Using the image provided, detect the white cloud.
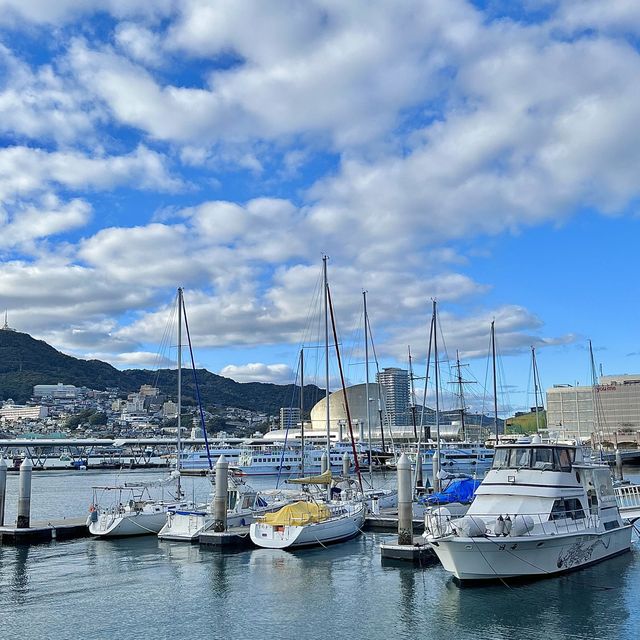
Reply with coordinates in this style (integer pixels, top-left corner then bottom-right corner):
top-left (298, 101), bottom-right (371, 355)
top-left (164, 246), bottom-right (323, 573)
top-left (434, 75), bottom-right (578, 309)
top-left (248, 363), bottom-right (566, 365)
top-left (0, 145), bottom-right (182, 202)
top-left (0, 195), bottom-right (91, 250)
top-left (219, 362), bottom-right (295, 384)
top-left (0, 44), bottom-right (98, 144)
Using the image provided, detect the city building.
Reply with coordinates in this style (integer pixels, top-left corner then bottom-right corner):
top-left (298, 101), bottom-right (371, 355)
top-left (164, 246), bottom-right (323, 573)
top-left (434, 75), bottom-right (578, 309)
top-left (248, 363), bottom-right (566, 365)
top-left (546, 374), bottom-right (640, 442)
top-left (376, 367), bottom-right (410, 427)
top-left (280, 407), bottom-right (301, 431)
top-left (0, 402), bottom-right (48, 423)
top-left (33, 383), bottom-right (79, 399)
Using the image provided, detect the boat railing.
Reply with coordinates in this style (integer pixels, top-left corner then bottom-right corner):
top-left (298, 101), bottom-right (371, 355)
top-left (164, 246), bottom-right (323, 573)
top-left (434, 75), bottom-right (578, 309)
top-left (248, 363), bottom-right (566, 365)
top-left (615, 483), bottom-right (640, 510)
top-left (426, 508), bottom-right (600, 539)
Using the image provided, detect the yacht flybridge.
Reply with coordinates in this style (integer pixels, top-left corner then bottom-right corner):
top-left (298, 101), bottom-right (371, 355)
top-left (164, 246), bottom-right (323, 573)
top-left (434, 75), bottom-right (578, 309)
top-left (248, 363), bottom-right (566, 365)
top-left (424, 436), bottom-right (632, 582)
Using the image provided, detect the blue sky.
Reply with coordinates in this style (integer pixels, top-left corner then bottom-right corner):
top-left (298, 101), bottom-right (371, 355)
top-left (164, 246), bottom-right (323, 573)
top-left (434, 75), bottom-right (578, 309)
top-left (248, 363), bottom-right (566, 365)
top-left (1, 0), bottom-right (640, 416)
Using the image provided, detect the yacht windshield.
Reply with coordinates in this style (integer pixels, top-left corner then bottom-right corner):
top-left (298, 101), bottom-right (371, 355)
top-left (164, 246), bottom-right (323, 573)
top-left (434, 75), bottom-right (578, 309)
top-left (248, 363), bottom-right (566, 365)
top-left (492, 446), bottom-right (574, 471)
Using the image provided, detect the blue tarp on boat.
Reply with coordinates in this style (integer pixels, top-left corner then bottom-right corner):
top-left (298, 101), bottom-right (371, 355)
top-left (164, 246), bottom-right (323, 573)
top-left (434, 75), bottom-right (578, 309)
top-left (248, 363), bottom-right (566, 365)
top-left (421, 478), bottom-right (481, 505)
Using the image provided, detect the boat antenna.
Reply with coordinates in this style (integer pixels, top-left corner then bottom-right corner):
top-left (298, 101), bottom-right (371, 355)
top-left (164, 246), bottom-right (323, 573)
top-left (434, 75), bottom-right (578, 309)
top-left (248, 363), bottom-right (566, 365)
top-left (433, 300), bottom-right (441, 492)
top-left (531, 345), bottom-right (542, 434)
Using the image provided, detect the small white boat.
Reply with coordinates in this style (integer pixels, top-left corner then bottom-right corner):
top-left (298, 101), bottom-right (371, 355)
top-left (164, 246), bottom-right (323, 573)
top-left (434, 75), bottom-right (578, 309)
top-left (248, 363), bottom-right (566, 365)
top-left (157, 476), bottom-right (296, 542)
top-left (88, 474), bottom-right (187, 537)
top-left (424, 436), bottom-right (632, 582)
top-left (250, 470), bottom-right (366, 549)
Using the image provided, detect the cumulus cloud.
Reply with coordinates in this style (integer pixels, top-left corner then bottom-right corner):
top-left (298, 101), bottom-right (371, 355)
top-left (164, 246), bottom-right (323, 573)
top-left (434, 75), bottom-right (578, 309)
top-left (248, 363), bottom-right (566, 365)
top-left (0, 145), bottom-right (182, 202)
top-left (219, 363), bottom-right (295, 384)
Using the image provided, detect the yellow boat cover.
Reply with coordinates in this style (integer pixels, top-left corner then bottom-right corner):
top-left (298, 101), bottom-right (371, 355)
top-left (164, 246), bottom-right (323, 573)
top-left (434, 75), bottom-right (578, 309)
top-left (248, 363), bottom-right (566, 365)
top-left (260, 501), bottom-right (331, 526)
top-left (287, 470), bottom-right (332, 485)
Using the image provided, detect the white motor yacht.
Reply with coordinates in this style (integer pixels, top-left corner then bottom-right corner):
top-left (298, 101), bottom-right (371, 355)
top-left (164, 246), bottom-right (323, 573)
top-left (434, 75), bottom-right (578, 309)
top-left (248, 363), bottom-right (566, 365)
top-left (424, 436), bottom-right (632, 582)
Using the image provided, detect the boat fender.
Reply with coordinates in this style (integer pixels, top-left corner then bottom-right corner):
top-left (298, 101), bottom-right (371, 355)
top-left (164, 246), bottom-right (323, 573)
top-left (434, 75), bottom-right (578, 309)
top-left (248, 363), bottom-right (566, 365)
top-left (425, 507), bottom-right (451, 538)
top-left (454, 516), bottom-right (485, 538)
top-left (510, 515), bottom-right (534, 537)
top-left (503, 515), bottom-right (513, 536)
top-left (494, 515), bottom-right (505, 536)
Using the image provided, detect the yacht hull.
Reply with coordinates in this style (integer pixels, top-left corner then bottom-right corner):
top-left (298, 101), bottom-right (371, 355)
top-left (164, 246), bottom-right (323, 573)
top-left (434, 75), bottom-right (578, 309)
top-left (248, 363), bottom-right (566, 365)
top-left (250, 504), bottom-right (366, 549)
top-left (430, 525), bottom-right (633, 581)
top-left (88, 511), bottom-right (168, 537)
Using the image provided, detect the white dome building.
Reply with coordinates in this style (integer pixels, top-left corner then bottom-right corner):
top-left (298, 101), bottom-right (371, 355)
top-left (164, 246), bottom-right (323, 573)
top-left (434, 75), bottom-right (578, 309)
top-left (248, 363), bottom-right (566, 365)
top-left (309, 383), bottom-right (386, 440)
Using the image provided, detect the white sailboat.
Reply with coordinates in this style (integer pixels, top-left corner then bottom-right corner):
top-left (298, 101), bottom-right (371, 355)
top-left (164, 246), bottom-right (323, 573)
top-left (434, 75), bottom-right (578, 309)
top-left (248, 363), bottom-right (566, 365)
top-left (250, 257), bottom-right (366, 550)
top-left (157, 472), bottom-right (297, 542)
top-left (87, 288), bottom-right (189, 537)
top-left (424, 436), bottom-right (633, 582)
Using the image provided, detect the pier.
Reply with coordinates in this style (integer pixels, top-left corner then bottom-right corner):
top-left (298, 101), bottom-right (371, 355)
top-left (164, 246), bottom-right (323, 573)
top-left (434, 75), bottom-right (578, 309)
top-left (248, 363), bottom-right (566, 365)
top-left (0, 517), bottom-right (90, 544)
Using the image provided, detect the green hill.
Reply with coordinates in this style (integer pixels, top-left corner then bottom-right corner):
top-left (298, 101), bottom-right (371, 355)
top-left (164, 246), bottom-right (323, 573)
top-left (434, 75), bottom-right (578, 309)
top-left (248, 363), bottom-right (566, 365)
top-left (505, 411), bottom-right (547, 435)
top-left (0, 329), bottom-right (323, 415)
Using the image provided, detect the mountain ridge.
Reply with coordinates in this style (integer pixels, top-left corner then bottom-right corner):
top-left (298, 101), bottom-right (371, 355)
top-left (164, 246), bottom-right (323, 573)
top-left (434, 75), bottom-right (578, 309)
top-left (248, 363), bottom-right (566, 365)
top-left (0, 329), bottom-right (324, 415)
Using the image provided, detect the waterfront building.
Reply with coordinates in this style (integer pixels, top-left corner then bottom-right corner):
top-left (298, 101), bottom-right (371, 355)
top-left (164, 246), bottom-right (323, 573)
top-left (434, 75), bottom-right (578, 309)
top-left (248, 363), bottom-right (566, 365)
top-left (546, 374), bottom-right (640, 443)
top-left (376, 367), bottom-right (410, 427)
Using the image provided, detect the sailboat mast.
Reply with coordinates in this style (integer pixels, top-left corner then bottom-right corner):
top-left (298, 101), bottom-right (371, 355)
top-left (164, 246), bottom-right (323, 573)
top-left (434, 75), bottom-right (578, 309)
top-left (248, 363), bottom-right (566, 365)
top-left (177, 287), bottom-right (183, 495)
top-left (300, 348), bottom-right (305, 477)
top-left (363, 291), bottom-right (372, 487)
top-left (455, 350), bottom-right (466, 442)
top-left (531, 346), bottom-right (540, 432)
top-left (433, 300), bottom-right (441, 492)
top-left (408, 346), bottom-right (418, 440)
top-left (491, 320), bottom-right (499, 445)
top-left (323, 256), bottom-right (331, 500)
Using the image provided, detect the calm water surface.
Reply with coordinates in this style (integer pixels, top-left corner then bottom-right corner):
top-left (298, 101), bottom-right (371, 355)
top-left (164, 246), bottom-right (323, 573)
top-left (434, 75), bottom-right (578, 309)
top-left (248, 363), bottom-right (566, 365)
top-left (1, 469), bottom-right (639, 640)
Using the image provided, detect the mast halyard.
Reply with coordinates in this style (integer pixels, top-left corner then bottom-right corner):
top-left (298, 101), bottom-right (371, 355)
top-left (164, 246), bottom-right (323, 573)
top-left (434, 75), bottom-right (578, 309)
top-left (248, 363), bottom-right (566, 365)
top-left (531, 345), bottom-right (542, 433)
top-left (408, 346), bottom-right (418, 441)
top-left (323, 256), bottom-right (331, 501)
top-left (433, 300), bottom-right (441, 493)
top-left (300, 348), bottom-right (305, 477)
top-left (491, 320), bottom-right (499, 446)
top-left (363, 291), bottom-right (372, 488)
top-left (176, 287), bottom-right (183, 498)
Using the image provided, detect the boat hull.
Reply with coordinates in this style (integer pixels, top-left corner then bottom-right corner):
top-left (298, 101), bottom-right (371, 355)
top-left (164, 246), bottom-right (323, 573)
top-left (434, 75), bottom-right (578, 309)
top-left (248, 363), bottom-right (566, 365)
top-left (430, 525), bottom-right (633, 581)
top-left (89, 511), bottom-right (168, 537)
top-left (250, 504), bottom-right (366, 549)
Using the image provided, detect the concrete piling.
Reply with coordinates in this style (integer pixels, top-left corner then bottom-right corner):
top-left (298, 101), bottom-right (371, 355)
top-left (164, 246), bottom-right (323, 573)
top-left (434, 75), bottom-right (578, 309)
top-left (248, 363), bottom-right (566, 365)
top-left (616, 449), bottom-right (624, 482)
top-left (397, 453), bottom-right (412, 545)
top-left (16, 457), bottom-right (33, 529)
top-left (213, 455), bottom-right (229, 533)
top-left (342, 452), bottom-right (350, 477)
top-left (0, 456), bottom-right (6, 527)
top-left (415, 453), bottom-right (424, 491)
top-left (321, 451), bottom-right (329, 474)
top-left (432, 451), bottom-right (441, 493)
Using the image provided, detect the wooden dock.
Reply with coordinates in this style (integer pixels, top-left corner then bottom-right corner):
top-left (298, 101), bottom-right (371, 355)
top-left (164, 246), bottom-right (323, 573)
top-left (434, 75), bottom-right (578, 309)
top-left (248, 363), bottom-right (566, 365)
top-left (0, 517), bottom-right (91, 545)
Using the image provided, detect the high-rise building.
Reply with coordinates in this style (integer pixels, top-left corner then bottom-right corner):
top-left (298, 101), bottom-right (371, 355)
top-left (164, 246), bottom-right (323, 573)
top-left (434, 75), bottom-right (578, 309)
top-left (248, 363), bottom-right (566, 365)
top-left (376, 367), bottom-right (410, 427)
top-left (280, 407), bottom-right (301, 431)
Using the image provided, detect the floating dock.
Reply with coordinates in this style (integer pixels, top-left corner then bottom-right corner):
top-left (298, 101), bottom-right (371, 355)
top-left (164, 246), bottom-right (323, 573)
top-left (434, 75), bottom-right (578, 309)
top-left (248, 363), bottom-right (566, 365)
top-left (0, 517), bottom-right (91, 545)
top-left (199, 526), bottom-right (253, 549)
top-left (380, 536), bottom-right (435, 563)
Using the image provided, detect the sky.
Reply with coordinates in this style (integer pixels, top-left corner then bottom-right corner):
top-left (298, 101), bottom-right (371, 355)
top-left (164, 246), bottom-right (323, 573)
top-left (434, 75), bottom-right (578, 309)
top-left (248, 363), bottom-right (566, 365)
top-left (1, 0), bottom-right (640, 416)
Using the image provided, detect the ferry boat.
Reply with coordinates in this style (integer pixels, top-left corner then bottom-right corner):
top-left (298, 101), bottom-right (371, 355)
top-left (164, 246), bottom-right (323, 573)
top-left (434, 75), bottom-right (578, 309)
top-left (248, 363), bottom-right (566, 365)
top-left (424, 435), bottom-right (632, 582)
top-left (232, 443), bottom-right (369, 477)
top-left (386, 443), bottom-right (494, 475)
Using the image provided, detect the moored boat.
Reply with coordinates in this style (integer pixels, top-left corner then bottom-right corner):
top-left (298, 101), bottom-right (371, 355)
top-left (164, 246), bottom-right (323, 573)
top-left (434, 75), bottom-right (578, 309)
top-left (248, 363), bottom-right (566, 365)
top-left (424, 436), bottom-right (633, 582)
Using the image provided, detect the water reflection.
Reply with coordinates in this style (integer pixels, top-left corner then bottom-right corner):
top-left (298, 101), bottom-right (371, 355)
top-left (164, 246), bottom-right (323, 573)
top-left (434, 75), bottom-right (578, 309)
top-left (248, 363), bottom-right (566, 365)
top-left (432, 551), bottom-right (635, 640)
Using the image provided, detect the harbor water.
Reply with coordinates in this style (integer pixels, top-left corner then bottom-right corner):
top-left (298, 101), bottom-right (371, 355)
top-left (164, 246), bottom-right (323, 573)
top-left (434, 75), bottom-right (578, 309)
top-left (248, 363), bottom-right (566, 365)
top-left (1, 469), bottom-right (639, 640)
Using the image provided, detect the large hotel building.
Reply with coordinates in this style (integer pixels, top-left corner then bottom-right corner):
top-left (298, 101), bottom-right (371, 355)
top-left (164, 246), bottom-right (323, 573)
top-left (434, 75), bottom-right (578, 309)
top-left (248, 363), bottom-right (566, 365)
top-left (546, 374), bottom-right (640, 442)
